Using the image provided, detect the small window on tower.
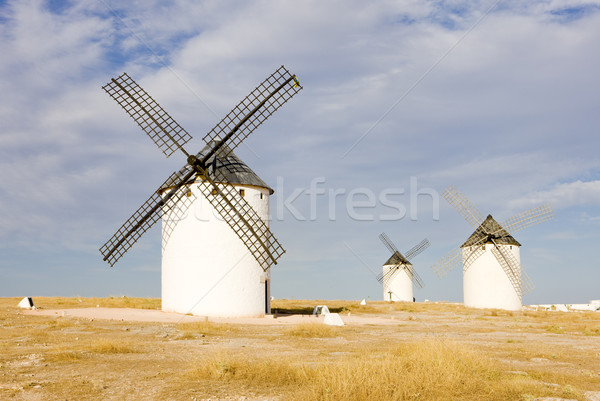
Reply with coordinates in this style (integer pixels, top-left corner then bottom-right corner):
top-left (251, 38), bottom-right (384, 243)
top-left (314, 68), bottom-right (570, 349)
top-left (239, 189), bottom-right (245, 197)
top-left (260, 193), bottom-right (263, 199)
top-left (481, 245), bottom-right (485, 250)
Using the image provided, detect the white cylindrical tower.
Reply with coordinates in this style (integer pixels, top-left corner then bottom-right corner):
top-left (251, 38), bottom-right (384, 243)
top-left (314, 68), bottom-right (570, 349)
top-left (160, 144), bottom-right (274, 317)
top-left (382, 262), bottom-right (414, 302)
top-left (461, 215), bottom-right (523, 311)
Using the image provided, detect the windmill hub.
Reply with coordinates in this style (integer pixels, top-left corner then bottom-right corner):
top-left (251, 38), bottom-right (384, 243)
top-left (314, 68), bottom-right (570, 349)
top-left (483, 232), bottom-right (501, 243)
top-left (187, 154), bottom-right (199, 167)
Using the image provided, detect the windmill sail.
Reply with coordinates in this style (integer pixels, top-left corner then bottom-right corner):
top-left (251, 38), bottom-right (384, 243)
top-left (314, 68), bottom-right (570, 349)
top-left (198, 168), bottom-right (285, 271)
top-left (102, 73), bottom-right (192, 158)
top-left (100, 170), bottom-right (191, 266)
top-left (202, 66), bottom-right (302, 160)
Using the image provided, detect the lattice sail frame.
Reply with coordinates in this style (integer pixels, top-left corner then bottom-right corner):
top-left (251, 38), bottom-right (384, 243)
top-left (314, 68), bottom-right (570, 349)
top-left (202, 66), bottom-right (302, 158)
top-left (197, 169), bottom-right (285, 271)
top-left (100, 171), bottom-right (189, 266)
top-left (442, 185), bottom-right (484, 229)
top-left (489, 239), bottom-right (535, 297)
top-left (501, 204), bottom-right (554, 236)
top-left (161, 186), bottom-right (196, 251)
top-left (405, 238), bottom-right (431, 261)
top-left (103, 73), bottom-right (192, 158)
top-left (379, 232), bottom-right (399, 254)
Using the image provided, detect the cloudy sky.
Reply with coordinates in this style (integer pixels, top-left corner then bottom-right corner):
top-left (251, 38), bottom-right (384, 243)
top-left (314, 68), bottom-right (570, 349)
top-left (1, 0), bottom-right (599, 305)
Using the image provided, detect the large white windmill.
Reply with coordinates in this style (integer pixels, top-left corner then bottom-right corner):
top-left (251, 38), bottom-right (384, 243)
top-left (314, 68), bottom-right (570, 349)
top-left (431, 186), bottom-right (554, 311)
top-left (99, 67), bottom-right (302, 317)
top-left (377, 233), bottom-right (430, 302)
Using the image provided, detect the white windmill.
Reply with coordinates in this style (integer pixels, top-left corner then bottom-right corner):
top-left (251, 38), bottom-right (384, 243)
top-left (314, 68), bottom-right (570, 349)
top-left (431, 186), bottom-right (554, 311)
top-left (99, 67), bottom-right (302, 317)
top-left (377, 233), bottom-right (430, 302)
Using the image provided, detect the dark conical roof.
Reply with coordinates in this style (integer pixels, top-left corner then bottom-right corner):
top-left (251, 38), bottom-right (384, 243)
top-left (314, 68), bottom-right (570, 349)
top-left (159, 141), bottom-right (273, 194)
top-left (383, 251), bottom-right (411, 266)
top-left (461, 214), bottom-right (521, 248)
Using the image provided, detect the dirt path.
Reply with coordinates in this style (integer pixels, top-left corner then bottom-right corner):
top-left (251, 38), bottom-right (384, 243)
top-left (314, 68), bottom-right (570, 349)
top-left (26, 307), bottom-right (398, 325)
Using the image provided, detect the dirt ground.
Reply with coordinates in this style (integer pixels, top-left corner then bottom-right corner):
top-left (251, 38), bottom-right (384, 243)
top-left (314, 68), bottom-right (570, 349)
top-left (1, 297), bottom-right (599, 400)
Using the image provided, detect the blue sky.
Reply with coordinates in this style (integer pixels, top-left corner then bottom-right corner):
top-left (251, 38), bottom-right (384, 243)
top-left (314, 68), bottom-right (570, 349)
top-left (1, 0), bottom-right (599, 304)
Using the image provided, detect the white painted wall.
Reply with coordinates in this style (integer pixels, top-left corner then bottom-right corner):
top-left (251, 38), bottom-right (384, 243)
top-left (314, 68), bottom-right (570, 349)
top-left (463, 244), bottom-right (522, 311)
top-left (161, 181), bottom-right (271, 317)
top-left (382, 264), bottom-right (413, 302)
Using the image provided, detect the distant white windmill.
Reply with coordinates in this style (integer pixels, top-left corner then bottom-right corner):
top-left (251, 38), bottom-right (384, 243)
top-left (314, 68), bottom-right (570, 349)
top-left (431, 186), bottom-right (554, 311)
top-left (377, 233), bottom-right (430, 302)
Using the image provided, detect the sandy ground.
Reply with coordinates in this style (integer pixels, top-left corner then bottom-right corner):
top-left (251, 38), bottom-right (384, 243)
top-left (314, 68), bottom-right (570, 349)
top-left (25, 307), bottom-right (396, 326)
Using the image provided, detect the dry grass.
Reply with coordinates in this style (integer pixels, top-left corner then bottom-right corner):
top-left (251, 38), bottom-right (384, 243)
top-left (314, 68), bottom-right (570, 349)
top-left (46, 338), bottom-right (138, 362)
top-left (1, 297), bottom-right (599, 401)
top-left (186, 352), bottom-right (305, 386)
top-left (285, 322), bottom-right (340, 337)
top-left (84, 338), bottom-right (138, 354)
top-left (176, 320), bottom-right (238, 339)
top-left (27, 296), bottom-right (161, 309)
top-left (184, 342), bottom-right (582, 401)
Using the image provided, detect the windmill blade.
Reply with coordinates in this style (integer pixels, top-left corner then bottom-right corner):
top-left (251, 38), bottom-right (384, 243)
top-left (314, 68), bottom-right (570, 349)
top-left (489, 239), bottom-right (535, 299)
top-left (379, 232), bottom-right (399, 254)
top-left (202, 66), bottom-right (302, 160)
top-left (378, 263), bottom-right (401, 284)
top-left (404, 238), bottom-right (431, 261)
top-left (404, 265), bottom-right (425, 289)
top-left (197, 169), bottom-right (285, 271)
top-left (520, 267), bottom-right (535, 296)
top-left (377, 264), bottom-right (398, 284)
top-left (161, 188), bottom-right (196, 251)
top-left (103, 73), bottom-right (192, 158)
top-left (442, 186), bottom-right (484, 229)
top-left (500, 204), bottom-right (554, 235)
top-left (100, 170), bottom-right (192, 266)
top-left (462, 245), bottom-right (485, 272)
top-left (430, 247), bottom-right (462, 278)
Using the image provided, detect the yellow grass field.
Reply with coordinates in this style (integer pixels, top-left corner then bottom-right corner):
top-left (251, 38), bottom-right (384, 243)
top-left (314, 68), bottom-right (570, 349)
top-left (0, 297), bottom-right (599, 400)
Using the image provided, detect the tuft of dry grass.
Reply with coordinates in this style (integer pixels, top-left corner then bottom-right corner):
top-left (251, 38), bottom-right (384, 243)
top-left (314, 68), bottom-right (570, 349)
top-left (186, 352), bottom-right (306, 387)
top-left (176, 320), bottom-right (237, 337)
top-left (84, 338), bottom-right (138, 354)
top-left (47, 338), bottom-right (138, 362)
top-left (285, 322), bottom-right (340, 337)
top-left (183, 341), bottom-right (581, 401)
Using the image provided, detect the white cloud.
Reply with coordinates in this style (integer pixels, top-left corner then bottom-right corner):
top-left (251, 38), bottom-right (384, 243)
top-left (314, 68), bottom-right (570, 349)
top-left (509, 180), bottom-right (600, 209)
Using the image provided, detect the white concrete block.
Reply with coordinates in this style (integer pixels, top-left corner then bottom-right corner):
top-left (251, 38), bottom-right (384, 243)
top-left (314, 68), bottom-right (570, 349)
top-left (323, 313), bottom-right (344, 326)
